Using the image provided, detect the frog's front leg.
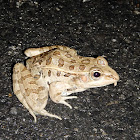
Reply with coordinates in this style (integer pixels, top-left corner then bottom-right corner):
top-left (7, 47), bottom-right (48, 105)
top-left (13, 63), bottom-right (61, 123)
top-left (49, 82), bottom-right (77, 109)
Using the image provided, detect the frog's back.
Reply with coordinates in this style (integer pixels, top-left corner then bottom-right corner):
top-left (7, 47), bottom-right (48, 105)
top-left (27, 48), bottom-right (96, 74)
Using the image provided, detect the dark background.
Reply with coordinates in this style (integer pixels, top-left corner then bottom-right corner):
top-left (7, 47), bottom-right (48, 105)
top-left (0, 0), bottom-right (139, 139)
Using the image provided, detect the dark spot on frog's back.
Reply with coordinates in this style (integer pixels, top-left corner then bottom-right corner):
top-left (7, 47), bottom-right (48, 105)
top-left (34, 74), bottom-right (40, 80)
top-left (64, 73), bottom-right (71, 77)
top-left (79, 65), bottom-right (86, 71)
top-left (32, 56), bottom-right (37, 64)
top-left (81, 59), bottom-right (90, 64)
top-left (46, 57), bottom-right (52, 65)
top-left (78, 56), bottom-right (83, 59)
top-left (53, 51), bottom-right (61, 56)
top-left (58, 58), bottom-right (64, 67)
top-left (69, 65), bottom-right (75, 70)
top-left (40, 53), bottom-right (45, 58)
top-left (48, 70), bottom-right (51, 77)
top-left (65, 53), bottom-right (72, 58)
top-left (57, 71), bottom-right (61, 77)
top-left (39, 59), bottom-right (43, 65)
top-left (71, 59), bottom-right (76, 63)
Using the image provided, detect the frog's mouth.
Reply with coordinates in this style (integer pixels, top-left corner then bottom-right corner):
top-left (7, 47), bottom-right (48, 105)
top-left (105, 74), bottom-right (119, 87)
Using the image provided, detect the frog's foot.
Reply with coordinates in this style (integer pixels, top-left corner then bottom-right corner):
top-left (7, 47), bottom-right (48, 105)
top-left (49, 82), bottom-right (77, 109)
top-left (38, 109), bottom-right (62, 121)
top-left (56, 95), bottom-right (77, 109)
top-left (32, 109), bottom-right (62, 123)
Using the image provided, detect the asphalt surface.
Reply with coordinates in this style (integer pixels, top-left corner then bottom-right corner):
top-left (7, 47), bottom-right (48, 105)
top-left (0, 0), bottom-right (139, 140)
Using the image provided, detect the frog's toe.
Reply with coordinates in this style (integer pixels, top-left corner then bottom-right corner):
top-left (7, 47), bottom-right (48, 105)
top-left (39, 109), bottom-right (62, 120)
top-left (60, 100), bottom-right (72, 109)
top-left (59, 96), bottom-right (77, 109)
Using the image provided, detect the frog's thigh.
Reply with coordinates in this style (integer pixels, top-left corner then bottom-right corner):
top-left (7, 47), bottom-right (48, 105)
top-left (13, 63), bottom-right (38, 122)
top-left (49, 82), bottom-right (77, 109)
top-left (24, 45), bottom-right (77, 57)
top-left (24, 46), bottom-right (63, 57)
top-left (13, 63), bottom-right (61, 122)
top-left (24, 46), bottom-right (55, 57)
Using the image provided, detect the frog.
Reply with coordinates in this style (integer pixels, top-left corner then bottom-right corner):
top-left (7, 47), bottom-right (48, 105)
top-left (13, 45), bottom-right (119, 123)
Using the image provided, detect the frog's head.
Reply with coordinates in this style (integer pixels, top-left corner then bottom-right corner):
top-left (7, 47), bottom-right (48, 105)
top-left (81, 56), bottom-right (119, 88)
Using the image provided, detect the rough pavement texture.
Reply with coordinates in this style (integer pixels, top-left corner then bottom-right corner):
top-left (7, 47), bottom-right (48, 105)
top-left (0, 0), bottom-right (139, 139)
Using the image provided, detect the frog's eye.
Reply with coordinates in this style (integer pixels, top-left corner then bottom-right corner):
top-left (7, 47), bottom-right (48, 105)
top-left (93, 71), bottom-right (101, 78)
top-left (90, 68), bottom-right (102, 80)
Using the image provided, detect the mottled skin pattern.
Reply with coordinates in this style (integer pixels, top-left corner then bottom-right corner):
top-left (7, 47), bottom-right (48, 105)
top-left (13, 45), bottom-right (119, 123)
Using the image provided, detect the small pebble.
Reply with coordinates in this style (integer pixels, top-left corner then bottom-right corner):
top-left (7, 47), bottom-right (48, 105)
top-left (10, 107), bottom-right (18, 115)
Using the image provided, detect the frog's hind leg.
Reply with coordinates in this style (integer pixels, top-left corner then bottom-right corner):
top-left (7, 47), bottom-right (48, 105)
top-left (24, 45), bottom-right (77, 57)
top-left (13, 63), bottom-right (38, 122)
top-left (13, 63), bottom-right (61, 123)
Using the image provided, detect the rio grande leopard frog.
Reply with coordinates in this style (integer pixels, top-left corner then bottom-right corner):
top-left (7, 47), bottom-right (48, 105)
top-left (13, 45), bottom-right (119, 122)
